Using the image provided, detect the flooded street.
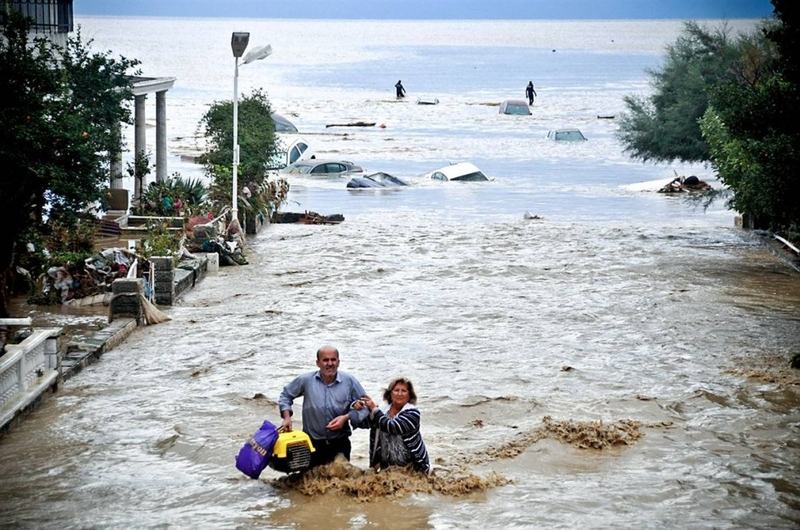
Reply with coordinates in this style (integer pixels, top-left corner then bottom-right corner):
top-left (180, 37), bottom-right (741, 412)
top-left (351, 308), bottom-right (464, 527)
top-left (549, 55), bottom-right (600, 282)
top-left (2, 209), bottom-right (798, 528)
top-left (2, 16), bottom-right (800, 529)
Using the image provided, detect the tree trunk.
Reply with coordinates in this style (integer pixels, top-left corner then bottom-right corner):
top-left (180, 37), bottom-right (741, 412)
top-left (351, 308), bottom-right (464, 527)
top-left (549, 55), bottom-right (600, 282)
top-left (0, 232), bottom-right (16, 319)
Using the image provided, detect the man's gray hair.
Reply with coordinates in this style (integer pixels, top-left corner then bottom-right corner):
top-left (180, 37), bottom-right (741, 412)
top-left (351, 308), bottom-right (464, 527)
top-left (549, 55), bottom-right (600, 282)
top-left (316, 345), bottom-right (339, 360)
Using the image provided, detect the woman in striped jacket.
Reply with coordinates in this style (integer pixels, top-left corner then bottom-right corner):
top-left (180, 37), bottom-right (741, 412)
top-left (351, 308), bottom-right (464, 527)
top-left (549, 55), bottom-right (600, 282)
top-left (354, 377), bottom-right (430, 473)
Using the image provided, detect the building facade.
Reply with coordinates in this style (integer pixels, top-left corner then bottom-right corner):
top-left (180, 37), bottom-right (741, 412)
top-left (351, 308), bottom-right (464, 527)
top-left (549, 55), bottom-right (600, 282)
top-left (2, 0), bottom-right (73, 46)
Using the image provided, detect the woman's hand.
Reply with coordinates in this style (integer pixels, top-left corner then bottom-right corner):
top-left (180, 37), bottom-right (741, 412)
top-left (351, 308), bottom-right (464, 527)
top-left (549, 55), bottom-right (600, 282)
top-left (361, 396), bottom-right (377, 411)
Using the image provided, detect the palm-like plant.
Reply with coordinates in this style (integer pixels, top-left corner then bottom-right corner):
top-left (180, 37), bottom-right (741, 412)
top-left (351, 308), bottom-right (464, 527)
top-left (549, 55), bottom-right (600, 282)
top-left (136, 174), bottom-right (209, 217)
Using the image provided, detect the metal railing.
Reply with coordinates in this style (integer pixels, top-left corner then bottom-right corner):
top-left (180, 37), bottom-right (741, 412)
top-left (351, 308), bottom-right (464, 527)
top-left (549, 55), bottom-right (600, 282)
top-left (2, 0), bottom-right (73, 33)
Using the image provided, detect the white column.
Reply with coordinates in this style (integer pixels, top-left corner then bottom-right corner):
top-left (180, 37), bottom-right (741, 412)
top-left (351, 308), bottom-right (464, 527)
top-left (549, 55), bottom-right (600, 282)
top-left (156, 90), bottom-right (167, 182)
top-left (134, 94), bottom-right (147, 200)
top-left (110, 122), bottom-right (123, 189)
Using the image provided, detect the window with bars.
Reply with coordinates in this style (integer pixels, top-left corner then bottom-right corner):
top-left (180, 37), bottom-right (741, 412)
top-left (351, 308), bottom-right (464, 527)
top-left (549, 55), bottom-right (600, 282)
top-left (2, 0), bottom-right (73, 33)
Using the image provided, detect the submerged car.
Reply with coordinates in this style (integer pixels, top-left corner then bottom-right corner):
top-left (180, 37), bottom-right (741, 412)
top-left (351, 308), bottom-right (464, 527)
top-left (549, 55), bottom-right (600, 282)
top-left (346, 172), bottom-right (409, 189)
top-left (282, 159), bottom-right (364, 178)
top-left (547, 128), bottom-right (587, 141)
top-left (269, 136), bottom-right (315, 169)
top-left (499, 99), bottom-right (531, 116)
top-left (271, 112), bottom-right (298, 133)
top-left (283, 137), bottom-right (313, 166)
top-left (424, 162), bottom-right (489, 182)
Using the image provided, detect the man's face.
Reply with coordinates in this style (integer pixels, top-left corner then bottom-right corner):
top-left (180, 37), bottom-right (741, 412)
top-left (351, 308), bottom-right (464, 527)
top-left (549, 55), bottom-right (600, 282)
top-left (316, 348), bottom-right (340, 379)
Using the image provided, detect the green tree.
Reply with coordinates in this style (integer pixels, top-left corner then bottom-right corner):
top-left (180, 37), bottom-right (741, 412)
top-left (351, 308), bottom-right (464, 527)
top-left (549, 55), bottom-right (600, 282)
top-left (198, 89), bottom-right (287, 220)
top-left (0, 13), bottom-right (139, 317)
top-left (617, 22), bottom-right (742, 163)
top-left (700, 0), bottom-right (799, 231)
top-left (199, 89), bottom-right (280, 184)
top-left (618, 4), bottom-right (799, 234)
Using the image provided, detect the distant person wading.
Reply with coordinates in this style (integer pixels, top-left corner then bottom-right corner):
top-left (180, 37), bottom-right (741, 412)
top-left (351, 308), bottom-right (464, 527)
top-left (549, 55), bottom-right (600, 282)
top-left (526, 80), bottom-right (537, 106)
top-left (395, 80), bottom-right (406, 99)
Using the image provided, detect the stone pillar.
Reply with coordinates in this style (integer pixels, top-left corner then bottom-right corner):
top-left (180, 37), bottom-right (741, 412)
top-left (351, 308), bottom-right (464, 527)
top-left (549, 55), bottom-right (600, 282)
top-left (45, 334), bottom-right (61, 375)
top-left (197, 252), bottom-right (219, 273)
top-left (110, 278), bottom-right (144, 325)
top-left (156, 90), bottom-right (167, 182)
top-left (151, 256), bottom-right (175, 306)
top-left (110, 122), bottom-right (124, 189)
top-left (134, 94), bottom-right (147, 200)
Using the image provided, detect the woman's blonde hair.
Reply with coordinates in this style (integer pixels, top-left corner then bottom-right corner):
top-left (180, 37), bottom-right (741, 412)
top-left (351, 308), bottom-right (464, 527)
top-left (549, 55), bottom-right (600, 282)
top-left (383, 377), bottom-right (417, 404)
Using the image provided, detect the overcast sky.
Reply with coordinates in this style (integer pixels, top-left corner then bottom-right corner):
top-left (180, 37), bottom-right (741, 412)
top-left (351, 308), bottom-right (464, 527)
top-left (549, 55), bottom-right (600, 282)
top-left (75, 0), bottom-right (773, 20)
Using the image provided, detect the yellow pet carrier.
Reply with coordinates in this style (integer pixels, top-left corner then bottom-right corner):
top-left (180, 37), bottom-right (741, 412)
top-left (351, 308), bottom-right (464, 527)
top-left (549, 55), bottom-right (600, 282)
top-left (268, 431), bottom-right (316, 473)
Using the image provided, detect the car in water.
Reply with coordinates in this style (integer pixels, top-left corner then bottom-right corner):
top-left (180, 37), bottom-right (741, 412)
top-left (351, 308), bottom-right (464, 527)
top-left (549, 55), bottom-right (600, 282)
top-left (346, 172), bottom-right (409, 189)
top-left (283, 137), bottom-right (314, 166)
top-left (416, 96), bottom-right (440, 105)
top-left (282, 159), bottom-right (365, 178)
top-left (271, 112), bottom-right (298, 133)
top-left (424, 162), bottom-right (489, 182)
top-left (546, 128), bottom-right (587, 141)
top-left (499, 99), bottom-right (531, 115)
top-left (269, 136), bottom-right (315, 170)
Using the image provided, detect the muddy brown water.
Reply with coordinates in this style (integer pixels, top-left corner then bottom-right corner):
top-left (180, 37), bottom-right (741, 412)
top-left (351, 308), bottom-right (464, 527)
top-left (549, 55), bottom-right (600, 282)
top-left (3, 15), bottom-right (798, 528)
top-left (1, 214), bottom-right (798, 529)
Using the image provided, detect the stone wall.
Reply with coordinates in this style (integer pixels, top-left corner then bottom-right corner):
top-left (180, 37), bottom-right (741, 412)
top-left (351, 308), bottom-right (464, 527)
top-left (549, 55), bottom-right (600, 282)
top-left (109, 278), bottom-right (144, 324)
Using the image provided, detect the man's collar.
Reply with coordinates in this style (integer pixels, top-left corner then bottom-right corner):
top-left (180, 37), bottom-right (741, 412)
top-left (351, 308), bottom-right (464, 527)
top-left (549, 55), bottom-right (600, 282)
top-left (315, 371), bottom-right (340, 384)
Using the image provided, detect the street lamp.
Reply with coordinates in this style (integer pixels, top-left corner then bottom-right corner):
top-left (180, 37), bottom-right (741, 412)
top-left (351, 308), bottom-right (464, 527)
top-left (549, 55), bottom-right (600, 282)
top-left (230, 32), bottom-right (272, 225)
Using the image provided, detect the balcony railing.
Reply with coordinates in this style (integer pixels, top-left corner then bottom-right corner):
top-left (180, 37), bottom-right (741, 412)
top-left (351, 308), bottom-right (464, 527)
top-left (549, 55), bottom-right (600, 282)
top-left (2, 0), bottom-right (73, 33)
top-left (0, 326), bottom-right (61, 431)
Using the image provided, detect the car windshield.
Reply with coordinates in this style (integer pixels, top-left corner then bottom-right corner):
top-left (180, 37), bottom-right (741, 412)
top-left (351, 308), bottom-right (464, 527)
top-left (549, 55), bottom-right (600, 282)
top-left (555, 130), bottom-right (586, 141)
top-left (286, 163), bottom-right (314, 174)
top-left (452, 171), bottom-right (488, 182)
top-left (505, 104), bottom-right (529, 115)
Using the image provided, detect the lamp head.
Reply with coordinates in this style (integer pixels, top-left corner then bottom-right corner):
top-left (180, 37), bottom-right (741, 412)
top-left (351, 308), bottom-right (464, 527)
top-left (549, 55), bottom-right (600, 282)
top-left (231, 32), bottom-right (250, 58)
top-left (243, 44), bottom-right (272, 65)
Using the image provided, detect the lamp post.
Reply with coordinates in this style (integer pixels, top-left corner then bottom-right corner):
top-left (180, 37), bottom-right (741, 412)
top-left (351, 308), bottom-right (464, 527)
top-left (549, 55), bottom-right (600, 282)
top-left (230, 32), bottom-right (272, 226)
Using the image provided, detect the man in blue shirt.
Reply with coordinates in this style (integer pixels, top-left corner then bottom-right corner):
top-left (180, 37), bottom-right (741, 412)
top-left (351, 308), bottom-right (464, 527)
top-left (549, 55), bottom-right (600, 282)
top-left (279, 345), bottom-right (368, 467)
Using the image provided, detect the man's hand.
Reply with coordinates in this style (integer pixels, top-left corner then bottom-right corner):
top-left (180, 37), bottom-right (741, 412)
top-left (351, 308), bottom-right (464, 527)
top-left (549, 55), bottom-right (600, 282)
top-left (281, 415), bottom-right (292, 432)
top-left (326, 414), bottom-right (348, 431)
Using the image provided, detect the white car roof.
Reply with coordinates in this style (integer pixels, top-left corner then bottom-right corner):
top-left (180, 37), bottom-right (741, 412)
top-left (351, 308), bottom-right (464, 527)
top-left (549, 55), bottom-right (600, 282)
top-left (440, 162), bottom-right (482, 179)
top-left (429, 162), bottom-right (483, 179)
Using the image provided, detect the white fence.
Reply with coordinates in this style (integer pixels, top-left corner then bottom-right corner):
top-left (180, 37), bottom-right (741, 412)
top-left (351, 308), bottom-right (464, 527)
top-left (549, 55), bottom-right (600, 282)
top-left (0, 327), bottom-right (61, 430)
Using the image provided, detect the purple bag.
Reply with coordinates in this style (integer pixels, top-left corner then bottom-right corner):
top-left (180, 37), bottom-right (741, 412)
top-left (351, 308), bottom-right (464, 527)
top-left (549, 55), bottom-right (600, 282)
top-left (235, 420), bottom-right (279, 479)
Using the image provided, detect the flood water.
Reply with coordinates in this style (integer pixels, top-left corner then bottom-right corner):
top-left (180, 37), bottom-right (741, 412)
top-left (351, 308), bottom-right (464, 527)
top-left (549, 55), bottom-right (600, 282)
top-left (2, 16), bottom-right (799, 530)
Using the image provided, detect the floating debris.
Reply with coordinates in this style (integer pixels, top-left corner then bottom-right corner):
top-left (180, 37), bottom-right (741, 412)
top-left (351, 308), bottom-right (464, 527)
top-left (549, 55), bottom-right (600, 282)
top-left (272, 211), bottom-right (344, 225)
top-left (658, 175), bottom-right (711, 193)
top-left (325, 121), bottom-right (376, 128)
